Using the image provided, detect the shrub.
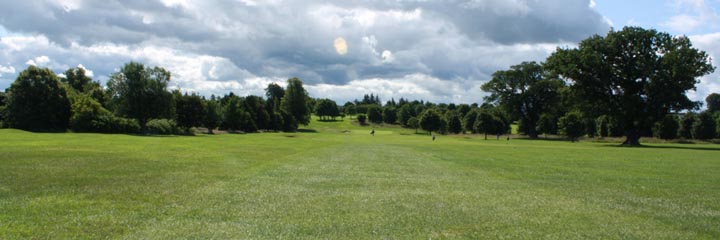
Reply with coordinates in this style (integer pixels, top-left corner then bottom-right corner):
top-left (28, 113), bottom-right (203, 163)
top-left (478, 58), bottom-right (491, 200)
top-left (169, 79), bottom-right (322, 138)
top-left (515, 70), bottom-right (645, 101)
top-left (446, 112), bottom-right (463, 134)
top-left (146, 118), bottom-right (178, 135)
top-left (536, 113), bottom-right (558, 137)
top-left (70, 94), bottom-right (110, 132)
top-left (408, 117), bottom-right (419, 133)
top-left (692, 111), bottom-right (717, 140)
top-left (652, 115), bottom-right (679, 140)
top-left (367, 106), bottom-right (383, 123)
top-left (559, 111), bottom-right (585, 142)
top-left (678, 113), bottom-right (696, 139)
top-left (91, 115), bottom-right (141, 134)
top-left (357, 114), bottom-right (367, 125)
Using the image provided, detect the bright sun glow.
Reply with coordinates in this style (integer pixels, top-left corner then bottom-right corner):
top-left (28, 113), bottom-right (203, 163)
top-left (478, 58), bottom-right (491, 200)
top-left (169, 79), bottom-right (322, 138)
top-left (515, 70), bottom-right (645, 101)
top-left (334, 37), bottom-right (348, 55)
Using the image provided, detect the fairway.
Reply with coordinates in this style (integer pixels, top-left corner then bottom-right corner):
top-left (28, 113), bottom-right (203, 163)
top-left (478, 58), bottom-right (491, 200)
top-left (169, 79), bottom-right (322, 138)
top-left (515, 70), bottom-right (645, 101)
top-left (1, 119), bottom-right (719, 239)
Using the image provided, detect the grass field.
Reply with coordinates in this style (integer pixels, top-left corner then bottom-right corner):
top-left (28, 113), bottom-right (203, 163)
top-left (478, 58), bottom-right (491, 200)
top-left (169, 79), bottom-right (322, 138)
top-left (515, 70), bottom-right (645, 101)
top-left (1, 118), bottom-right (719, 239)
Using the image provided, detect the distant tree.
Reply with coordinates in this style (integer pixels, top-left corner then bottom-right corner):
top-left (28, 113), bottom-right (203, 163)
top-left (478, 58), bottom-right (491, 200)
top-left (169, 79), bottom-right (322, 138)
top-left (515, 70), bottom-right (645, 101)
top-left (692, 111), bottom-right (717, 140)
top-left (6, 66), bottom-right (71, 131)
top-left (652, 114), bottom-right (679, 140)
top-left (0, 91), bottom-right (6, 124)
top-left (679, 113), bottom-right (696, 139)
top-left (280, 111), bottom-right (297, 132)
top-left (407, 116), bottom-right (419, 133)
top-left (482, 61), bottom-right (564, 139)
top-left (383, 107), bottom-right (397, 124)
top-left (446, 111), bottom-right (463, 134)
top-left (265, 83), bottom-right (285, 113)
top-left (559, 111), bottom-right (585, 142)
top-left (419, 109), bottom-right (443, 134)
top-left (269, 112), bottom-right (284, 131)
top-left (175, 92), bottom-right (205, 133)
top-left (61, 67), bottom-right (92, 92)
top-left (223, 96), bottom-right (244, 132)
top-left (315, 99), bottom-right (340, 121)
top-left (367, 105), bottom-right (383, 124)
top-left (203, 98), bottom-right (221, 134)
top-left (239, 111), bottom-right (258, 133)
top-left (244, 95), bottom-right (270, 130)
top-left (707, 93), bottom-right (720, 113)
top-left (357, 114), bottom-right (367, 125)
top-left (457, 104), bottom-right (471, 117)
top-left (397, 104), bottom-right (413, 126)
top-left (280, 78), bottom-right (310, 130)
top-left (546, 27), bottom-right (715, 145)
top-left (343, 101), bottom-right (357, 116)
top-left (536, 113), bottom-right (558, 138)
top-left (107, 62), bottom-right (174, 128)
top-left (474, 111), bottom-right (497, 140)
top-left (463, 109), bottom-right (479, 134)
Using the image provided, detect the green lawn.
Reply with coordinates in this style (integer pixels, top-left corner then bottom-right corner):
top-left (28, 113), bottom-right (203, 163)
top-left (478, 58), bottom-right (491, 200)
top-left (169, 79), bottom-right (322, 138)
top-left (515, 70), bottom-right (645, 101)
top-left (1, 119), bottom-right (719, 239)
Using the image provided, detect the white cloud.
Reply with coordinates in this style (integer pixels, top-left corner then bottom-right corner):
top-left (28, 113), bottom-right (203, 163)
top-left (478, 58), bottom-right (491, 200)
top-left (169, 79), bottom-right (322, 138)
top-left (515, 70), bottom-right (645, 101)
top-left (689, 32), bottom-right (720, 106)
top-left (51, 0), bottom-right (82, 12)
top-left (661, 0), bottom-right (719, 33)
top-left (77, 64), bottom-right (93, 77)
top-left (0, 64), bottom-right (15, 77)
top-left (307, 74), bottom-right (485, 104)
top-left (25, 55), bottom-right (50, 66)
top-left (381, 50), bottom-right (394, 63)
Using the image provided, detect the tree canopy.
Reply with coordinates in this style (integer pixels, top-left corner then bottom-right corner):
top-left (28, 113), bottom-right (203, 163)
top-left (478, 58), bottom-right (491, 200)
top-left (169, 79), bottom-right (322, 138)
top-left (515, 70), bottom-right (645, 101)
top-left (419, 109), bottom-right (443, 134)
top-left (6, 66), bottom-right (71, 131)
top-left (481, 61), bottom-right (564, 138)
top-left (280, 77), bottom-right (310, 130)
top-left (546, 27), bottom-right (715, 145)
top-left (107, 62), bottom-right (174, 128)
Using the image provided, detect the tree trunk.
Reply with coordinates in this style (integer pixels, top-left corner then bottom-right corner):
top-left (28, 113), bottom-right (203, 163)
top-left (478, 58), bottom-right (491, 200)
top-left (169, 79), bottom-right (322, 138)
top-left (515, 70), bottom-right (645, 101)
top-left (622, 129), bottom-right (641, 146)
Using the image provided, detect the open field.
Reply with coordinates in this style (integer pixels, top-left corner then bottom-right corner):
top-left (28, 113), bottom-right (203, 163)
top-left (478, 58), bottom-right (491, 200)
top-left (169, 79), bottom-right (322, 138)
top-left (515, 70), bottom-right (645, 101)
top-left (1, 119), bottom-right (719, 239)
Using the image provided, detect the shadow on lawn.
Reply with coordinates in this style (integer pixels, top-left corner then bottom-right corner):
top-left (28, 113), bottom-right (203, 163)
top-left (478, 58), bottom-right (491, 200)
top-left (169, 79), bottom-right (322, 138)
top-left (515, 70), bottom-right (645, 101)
top-left (296, 129), bottom-right (319, 133)
top-left (599, 144), bottom-right (720, 152)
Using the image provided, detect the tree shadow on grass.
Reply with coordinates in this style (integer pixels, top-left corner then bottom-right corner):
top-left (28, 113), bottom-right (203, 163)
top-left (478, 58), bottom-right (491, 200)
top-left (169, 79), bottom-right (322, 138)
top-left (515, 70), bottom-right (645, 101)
top-left (599, 144), bottom-right (720, 152)
top-left (296, 129), bottom-right (318, 133)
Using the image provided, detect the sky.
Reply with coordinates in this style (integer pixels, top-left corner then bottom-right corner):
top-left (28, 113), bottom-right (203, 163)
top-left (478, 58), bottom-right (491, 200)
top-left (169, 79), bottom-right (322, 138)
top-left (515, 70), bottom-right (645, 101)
top-left (0, 0), bottom-right (719, 105)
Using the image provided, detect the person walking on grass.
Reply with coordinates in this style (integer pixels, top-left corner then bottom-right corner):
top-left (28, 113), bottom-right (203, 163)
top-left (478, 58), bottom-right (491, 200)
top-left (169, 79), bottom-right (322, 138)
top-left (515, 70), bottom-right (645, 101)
top-left (371, 128), bottom-right (375, 136)
top-left (432, 134), bottom-right (436, 141)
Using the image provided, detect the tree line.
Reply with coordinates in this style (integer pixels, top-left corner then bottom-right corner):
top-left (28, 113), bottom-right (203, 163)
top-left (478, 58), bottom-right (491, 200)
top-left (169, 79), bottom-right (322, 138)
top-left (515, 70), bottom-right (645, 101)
top-left (0, 62), bottom-right (313, 134)
top-left (0, 27), bottom-right (718, 144)
top-left (481, 27), bottom-right (718, 144)
top-left (335, 27), bottom-right (720, 144)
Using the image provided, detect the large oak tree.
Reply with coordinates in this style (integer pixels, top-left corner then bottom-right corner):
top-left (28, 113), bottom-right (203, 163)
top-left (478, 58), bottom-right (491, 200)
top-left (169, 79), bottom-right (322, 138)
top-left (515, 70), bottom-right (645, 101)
top-left (546, 27), bottom-right (714, 145)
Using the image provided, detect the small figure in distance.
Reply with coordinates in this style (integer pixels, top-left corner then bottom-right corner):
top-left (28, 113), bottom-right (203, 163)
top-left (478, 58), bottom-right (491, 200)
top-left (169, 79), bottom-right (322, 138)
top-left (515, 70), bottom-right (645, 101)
top-left (506, 135), bottom-right (510, 142)
top-left (371, 128), bottom-right (375, 136)
top-left (432, 134), bottom-right (436, 141)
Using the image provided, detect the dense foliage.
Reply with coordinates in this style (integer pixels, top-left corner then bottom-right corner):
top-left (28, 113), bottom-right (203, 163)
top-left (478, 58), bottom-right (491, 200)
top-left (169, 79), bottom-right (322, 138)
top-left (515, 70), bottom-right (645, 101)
top-left (6, 66), bottom-right (71, 131)
top-left (546, 27), bottom-right (715, 145)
